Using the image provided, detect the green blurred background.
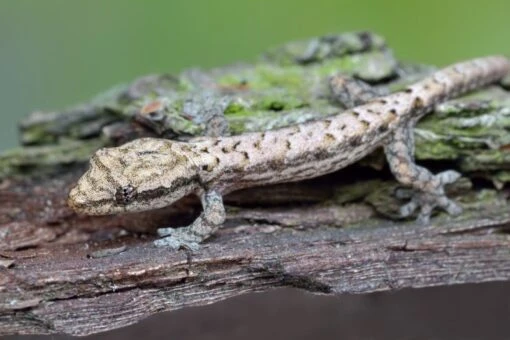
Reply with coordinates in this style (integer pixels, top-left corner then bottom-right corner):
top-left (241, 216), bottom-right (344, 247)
top-left (1, 0), bottom-right (510, 151)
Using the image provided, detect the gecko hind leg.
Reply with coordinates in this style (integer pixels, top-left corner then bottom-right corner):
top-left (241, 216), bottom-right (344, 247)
top-left (384, 124), bottom-right (463, 223)
top-left (154, 190), bottom-right (226, 250)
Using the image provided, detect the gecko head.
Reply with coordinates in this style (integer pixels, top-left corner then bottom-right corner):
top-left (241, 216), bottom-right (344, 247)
top-left (68, 138), bottom-right (200, 215)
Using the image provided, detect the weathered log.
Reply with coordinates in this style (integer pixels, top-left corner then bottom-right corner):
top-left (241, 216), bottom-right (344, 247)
top-left (1, 32), bottom-right (510, 336)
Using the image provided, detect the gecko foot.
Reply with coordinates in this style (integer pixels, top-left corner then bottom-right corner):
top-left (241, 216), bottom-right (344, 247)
top-left (153, 190), bottom-right (225, 250)
top-left (154, 227), bottom-right (201, 251)
top-left (398, 170), bottom-right (463, 224)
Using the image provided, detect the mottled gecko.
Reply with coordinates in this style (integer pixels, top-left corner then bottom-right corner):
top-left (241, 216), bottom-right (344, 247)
top-left (68, 56), bottom-right (510, 249)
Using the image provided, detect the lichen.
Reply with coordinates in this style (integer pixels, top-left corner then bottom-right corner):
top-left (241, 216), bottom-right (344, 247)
top-left (2, 31), bottom-right (510, 187)
top-left (262, 31), bottom-right (387, 65)
top-left (0, 139), bottom-right (105, 179)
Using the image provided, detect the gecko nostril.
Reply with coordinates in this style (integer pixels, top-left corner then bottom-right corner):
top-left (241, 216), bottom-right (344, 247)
top-left (115, 184), bottom-right (138, 205)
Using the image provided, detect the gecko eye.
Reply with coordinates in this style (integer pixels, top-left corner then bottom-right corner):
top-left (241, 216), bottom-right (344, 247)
top-left (115, 184), bottom-right (138, 205)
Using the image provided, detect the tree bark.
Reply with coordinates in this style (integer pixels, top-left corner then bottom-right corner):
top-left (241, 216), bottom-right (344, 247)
top-left (1, 32), bottom-right (510, 336)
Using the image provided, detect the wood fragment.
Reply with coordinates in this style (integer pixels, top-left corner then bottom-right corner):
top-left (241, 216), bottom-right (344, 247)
top-left (1, 169), bottom-right (510, 336)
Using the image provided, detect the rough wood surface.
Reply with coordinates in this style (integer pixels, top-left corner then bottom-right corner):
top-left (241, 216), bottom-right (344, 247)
top-left (1, 168), bottom-right (510, 336)
top-left (1, 32), bottom-right (510, 336)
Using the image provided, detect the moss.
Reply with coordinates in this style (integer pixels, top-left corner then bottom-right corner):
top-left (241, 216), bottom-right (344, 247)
top-left (5, 32), bottom-right (510, 182)
top-left (332, 180), bottom-right (384, 204)
top-left (224, 101), bottom-right (248, 115)
top-left (0, 139), bottom-right (106, 179)
top-left (415, 140), bottom-right (460, 160)
top-left (216, 64), bottom-right (307, 94)
top-left (227, 105), bottom-right (336, 135)
top-left (20, 126), bottom-right (59, 145)
top-left (314, 57), bottom-right (355, 77)
top-left (315, 51), bottom-right (397, 81)
top-left (473, 189), bottom-right (500, 202)
top-left (460, 149), bottom-right (510, 172)
top-left (492, 171), bottom-right (510, 186)
top-left (253, 95), bottom-right (308, 111)
top-left (254, 65), bottom-right (305, 90)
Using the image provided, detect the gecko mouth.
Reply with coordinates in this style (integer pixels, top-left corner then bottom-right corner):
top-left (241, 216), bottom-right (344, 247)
top-left (67, 186), bottom-right (117, 215)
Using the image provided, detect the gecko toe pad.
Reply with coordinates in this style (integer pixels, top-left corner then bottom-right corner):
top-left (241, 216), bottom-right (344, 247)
top-left (398, 170), bottom-right (463, 223)
top-left (154, 227), bottom-right (201, 250)
top-left (436, 170), bottom-right (462, 185)
top-left (399, 192), bottom-right (462, 224)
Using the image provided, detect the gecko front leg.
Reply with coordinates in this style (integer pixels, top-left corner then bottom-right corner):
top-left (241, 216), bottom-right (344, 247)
top-left (384, 122), bottom-right (463, 223)
top-left (154, 190), bottom-right (226, 250)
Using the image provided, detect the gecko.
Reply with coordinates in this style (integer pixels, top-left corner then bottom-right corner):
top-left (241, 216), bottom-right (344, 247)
top-left (68, 56), bottom-right (510, 250)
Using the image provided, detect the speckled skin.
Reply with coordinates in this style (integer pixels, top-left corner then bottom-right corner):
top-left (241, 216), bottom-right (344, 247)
top-left (68, 56), bottom-right (510, 249)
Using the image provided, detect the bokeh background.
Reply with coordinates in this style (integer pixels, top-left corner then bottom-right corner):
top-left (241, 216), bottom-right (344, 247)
top-left (2, 0), bottom-right (510, 151)
top-left (3, 1), bottom-right (510, 339)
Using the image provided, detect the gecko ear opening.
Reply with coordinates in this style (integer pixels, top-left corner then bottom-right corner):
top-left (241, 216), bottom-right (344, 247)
top-left (115, 185), bottom-right (138, 205)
